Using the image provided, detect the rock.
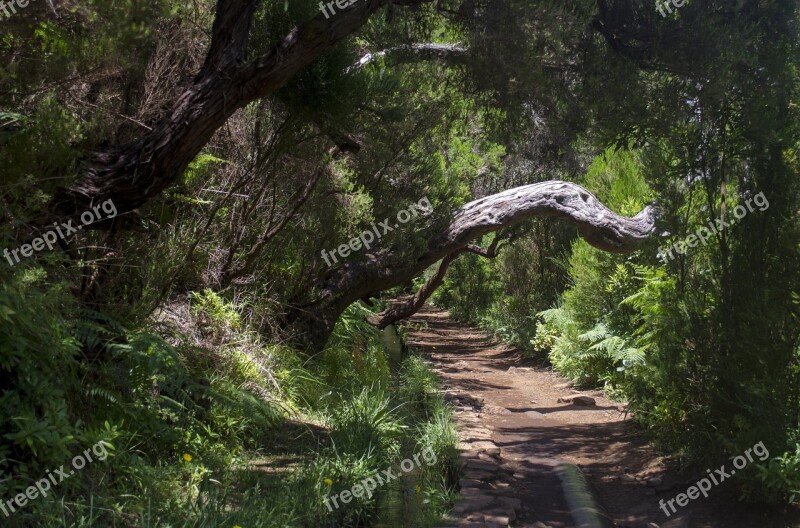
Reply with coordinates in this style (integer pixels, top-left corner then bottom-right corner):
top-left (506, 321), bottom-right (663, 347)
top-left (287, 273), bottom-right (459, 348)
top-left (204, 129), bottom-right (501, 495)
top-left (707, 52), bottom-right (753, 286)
top-left (464, 440), bottom-right (499, 455)
top-left (647, 476), bottom-right (663, 487)
top-left (507, 366), bottom-right (516, 372)
top-left (478, 452), bottom-right (499, 463)
top-left (554, 381), bottom-right (574, 389)
top-left (621, 473), bottom-right (637, 482)
top-left (463, 430), bottom-right (493, 441)
top-left (451, 502), bottom-right (471, 515)
top-left (459, 478), bottom-right (482, 488)
top-left (483, 404), bottom-right (511, 415)
top-left (464, 459), bottom-right (498, 472)
top-left (557, 395), bottom-right (596, 406)
top-left (465, 469), bottom-right (497, 481)
top-left (573, 395), bottom-right (596, 405)
top-left (454, 493), bottom-right (493, 510)
top-left (525, 410), bottom-right (548, 419)
top-left (494, 496), bottom-right (522, 511)
top-left (482, 513), bottom-right (510, 525)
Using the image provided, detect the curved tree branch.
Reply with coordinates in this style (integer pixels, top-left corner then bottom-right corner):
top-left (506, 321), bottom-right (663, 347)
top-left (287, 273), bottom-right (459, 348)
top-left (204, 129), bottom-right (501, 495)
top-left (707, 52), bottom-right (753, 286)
top-left (349, 43), bottom-right (469, 72)
top-left (433, 181), bottom-right (656, 255)
top-left (291, 181), bottom-right (658, 352)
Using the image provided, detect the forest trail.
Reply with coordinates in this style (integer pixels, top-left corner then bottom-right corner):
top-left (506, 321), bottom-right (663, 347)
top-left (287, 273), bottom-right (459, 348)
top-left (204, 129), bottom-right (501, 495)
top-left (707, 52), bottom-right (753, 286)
top-left (405, 306), bottom-right (786, 528)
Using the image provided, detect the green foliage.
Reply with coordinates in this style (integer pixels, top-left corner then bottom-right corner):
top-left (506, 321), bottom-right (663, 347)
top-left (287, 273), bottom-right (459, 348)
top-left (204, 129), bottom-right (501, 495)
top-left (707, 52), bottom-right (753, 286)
top-left (530, 148), bottom-right (654, 382)
top-left (530, 319), bottom-right (556, 355)
top-left (0, 271), bottom-right (80, 484)
top-left (752, 443), bottom-right (800, 505)
top-left (330, 387), bottom-right (404, 466)
top-left (433, 251), bottom-right (498, 322)
top-left (399, 355), bottom-right (441, 414)
top-left (321, 302), bottom-right (392, 397)
top-left (189, 289), bottom-right (242, 340)
top-left (415, 410), bottom-right (460, 489)
top-left (1, 0), bottom-right (798, 520)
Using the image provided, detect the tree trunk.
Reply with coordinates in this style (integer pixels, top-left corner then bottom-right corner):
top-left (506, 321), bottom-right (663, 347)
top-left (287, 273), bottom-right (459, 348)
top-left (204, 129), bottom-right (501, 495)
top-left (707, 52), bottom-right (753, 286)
top-left (52, 0), bottom-right (418, 219)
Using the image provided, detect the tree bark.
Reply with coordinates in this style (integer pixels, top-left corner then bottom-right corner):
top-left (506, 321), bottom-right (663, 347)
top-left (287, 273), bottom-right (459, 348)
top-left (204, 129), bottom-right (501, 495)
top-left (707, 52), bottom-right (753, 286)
top-left (289, 181), bottom-right (658, 354)
top-left (52, 0), bottom-right (428, 219)
top-left (349, 43), bottom-right (469, 71)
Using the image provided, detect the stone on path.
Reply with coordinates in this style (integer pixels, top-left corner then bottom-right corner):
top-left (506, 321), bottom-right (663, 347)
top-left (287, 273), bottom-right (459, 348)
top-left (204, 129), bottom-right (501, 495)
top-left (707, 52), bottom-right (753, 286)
top-left (557, 394), bottom-right (596, 406)
top-left (647, 476), bottom-right (663, 487)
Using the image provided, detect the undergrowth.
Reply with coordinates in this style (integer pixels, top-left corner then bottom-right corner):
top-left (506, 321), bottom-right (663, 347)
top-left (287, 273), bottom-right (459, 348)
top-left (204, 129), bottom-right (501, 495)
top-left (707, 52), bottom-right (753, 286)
top-left (0, 273), bottom-right (460, 527)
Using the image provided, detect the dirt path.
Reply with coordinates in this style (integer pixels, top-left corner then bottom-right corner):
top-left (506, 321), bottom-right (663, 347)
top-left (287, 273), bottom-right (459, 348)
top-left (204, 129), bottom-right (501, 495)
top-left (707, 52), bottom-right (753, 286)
top-left (406, 306), bottom-right (792, 528)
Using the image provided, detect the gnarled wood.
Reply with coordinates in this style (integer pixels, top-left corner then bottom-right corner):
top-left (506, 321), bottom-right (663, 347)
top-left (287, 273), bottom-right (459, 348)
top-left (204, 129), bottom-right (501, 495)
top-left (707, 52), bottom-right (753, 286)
top-left (52, 0), bottom-right (432, 219)
top-left (290, 181), bottom-right (658, 353)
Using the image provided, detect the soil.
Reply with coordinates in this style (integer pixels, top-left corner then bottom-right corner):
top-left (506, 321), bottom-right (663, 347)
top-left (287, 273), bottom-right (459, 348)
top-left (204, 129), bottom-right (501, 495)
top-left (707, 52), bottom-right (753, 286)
top-left (405, 306), bottom-right (800, 528)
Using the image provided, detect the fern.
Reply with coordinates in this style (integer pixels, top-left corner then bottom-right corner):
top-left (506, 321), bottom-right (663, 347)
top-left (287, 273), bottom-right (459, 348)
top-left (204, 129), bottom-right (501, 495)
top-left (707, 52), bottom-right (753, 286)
top-left (579, 323), bottom-right (646, 369)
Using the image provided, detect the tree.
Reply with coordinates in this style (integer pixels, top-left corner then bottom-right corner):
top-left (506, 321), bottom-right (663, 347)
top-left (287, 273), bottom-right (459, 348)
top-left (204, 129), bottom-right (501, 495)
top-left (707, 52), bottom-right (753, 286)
top-left (51, 0), bottom-right (433, 219)
top-left (288, 181), bottom-right (657, 353)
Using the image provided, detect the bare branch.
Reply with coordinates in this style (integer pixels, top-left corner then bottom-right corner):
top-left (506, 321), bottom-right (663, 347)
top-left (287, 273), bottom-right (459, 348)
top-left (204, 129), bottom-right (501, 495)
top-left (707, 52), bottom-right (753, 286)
top-left (349, 43), bottom-right (469, 72)
top-left (369, 233), bottom-right (512, 328)
top-left (219, 153), bottom-right (335, 286)
top-left (367, 251), bottom-right (463, 328)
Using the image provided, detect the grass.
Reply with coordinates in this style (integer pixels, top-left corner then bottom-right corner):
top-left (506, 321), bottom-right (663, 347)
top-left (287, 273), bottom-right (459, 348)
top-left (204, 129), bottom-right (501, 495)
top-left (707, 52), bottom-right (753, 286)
top-left (1, 298), bottom-right (461, 527)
